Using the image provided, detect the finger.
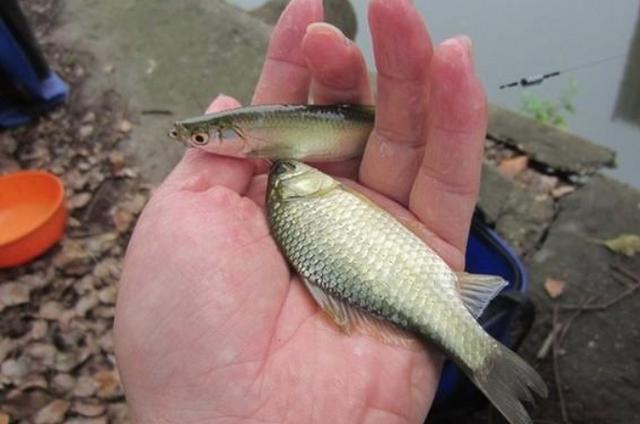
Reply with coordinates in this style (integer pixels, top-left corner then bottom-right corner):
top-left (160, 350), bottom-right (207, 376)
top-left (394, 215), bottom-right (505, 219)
top-left (252, 0), bottom-right (323, 104)
top-left (303, 23), bottom-right (372, 105)
top-left (302, 22), bottom-right (372, 178)
top-left (409, 36), bottom-right (487, 257)
top-left (161, 95), bottom-right (254, 195)
top-left (359, 0), bottom-right (433, 204)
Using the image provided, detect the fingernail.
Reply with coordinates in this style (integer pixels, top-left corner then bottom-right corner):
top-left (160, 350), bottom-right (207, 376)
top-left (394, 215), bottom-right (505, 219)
top-left (306, 22), bottom-right (350, 46)
top-left (458, 35), bottom-right (472, 53)
top-left (441, 35), bottom-right (474, 68)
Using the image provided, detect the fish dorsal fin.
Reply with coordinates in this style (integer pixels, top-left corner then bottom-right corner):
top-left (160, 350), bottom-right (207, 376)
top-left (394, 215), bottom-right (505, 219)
top-left (455, 272), bottom-right (508, 319)
top-left (301, 277), bottom-right (421, 350)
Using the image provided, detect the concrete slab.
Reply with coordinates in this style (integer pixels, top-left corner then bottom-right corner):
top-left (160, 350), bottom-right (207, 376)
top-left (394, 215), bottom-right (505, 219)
top-left (488, 105), bottom-right (616, 175)
top-left (478, 164), bottom-right (555, 255)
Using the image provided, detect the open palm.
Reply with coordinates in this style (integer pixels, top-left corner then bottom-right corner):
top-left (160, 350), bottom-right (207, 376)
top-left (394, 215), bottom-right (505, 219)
top-left (114, 1), bottom-right (487, 423)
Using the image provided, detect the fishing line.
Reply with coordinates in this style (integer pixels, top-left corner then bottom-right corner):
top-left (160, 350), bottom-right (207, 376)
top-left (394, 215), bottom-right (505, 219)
top-left (499, 52), bottom-right (626, 89)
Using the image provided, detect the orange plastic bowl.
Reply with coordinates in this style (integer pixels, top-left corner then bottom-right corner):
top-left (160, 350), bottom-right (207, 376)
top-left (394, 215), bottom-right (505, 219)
top-left (0, 171), bottom-right (67, 268)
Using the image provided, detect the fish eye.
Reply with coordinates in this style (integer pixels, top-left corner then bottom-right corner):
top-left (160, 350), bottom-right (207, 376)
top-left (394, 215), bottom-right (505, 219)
top-left (191, 132), bottom-right (209, 145)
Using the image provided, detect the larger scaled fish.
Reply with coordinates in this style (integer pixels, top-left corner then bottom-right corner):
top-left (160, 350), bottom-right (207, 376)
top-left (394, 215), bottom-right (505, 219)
top-left (168, 104), bottom-right (374, 161)
top-left (266, 160), bottom-right (547, 424)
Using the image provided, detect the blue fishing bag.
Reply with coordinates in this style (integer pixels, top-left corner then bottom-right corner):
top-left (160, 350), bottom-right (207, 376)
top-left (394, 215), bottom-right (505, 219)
top-left (428, 211), bottom-right (534, 421)
top-left (0, 0), bottom-right (68, 128)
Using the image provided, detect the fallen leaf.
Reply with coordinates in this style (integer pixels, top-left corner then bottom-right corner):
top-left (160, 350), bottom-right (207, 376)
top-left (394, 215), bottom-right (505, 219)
top-left (75, 292), bottom-right (99, 316)
top-left (497, 156), bottom-right (529, 178)
top-left (108, 151), bottom-right (125, 171)
top-left (82, 111), bottom-right (96, 123)
top-left (111, 207), bottom-right (133, 233)
top-left (97, 286), bottom-right (117, 304)
top-left (4, 390), bottom-right (52, 419)
top-left (0, 282), bottom-right (31, 311)
top-left (94, 369), bottom-right (122, 398)
top-left (544, 278), bottom-right (566, 299)
top-left (604, 234), bottom-right (640, 257)
top-left (1, 358), bottom-right (31, 379)
top-left (78, 125), bottom-right (94, 139)
top-left (72, 401), bottom-right (105, 417)
top-left (51, 373), bottom-right (76, 394)
top-left (33, 399), bottom-right (70, 424)
top-left (15, 375), bottom-right (48, 392)
top-left (65, 417), bottom-right (108, 424)
top-left (116, 119), bottom-right (133, 133)
top-left (53, 240), bottom-right (90, 269)
top-left (551, 185), bottom-right (576, 199)
top-left (68, 192), bottom-right (92, 209)
top-left (73, 375), bottom-right (99, 398)
top-left (39, 301), bottom-right (65, 320)
top-left (0, 339), bottom-right (18, 362)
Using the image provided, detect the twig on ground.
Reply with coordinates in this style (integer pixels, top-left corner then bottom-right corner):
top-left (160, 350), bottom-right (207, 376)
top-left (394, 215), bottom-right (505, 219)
top-left (551, 305), bottom-right (571, 423)
top-left (610, 263), bottom-right (640, 285)
top-left (141, 109), bottom-right (173, 115)
top-left (560, 284), bottom-right (639, 312)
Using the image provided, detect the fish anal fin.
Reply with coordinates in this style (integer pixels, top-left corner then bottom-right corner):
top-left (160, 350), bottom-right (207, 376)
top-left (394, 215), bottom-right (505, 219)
top-left (301, 277), bottom-right (421, 351)
top-left (456, 272), bottom-right (508, 319)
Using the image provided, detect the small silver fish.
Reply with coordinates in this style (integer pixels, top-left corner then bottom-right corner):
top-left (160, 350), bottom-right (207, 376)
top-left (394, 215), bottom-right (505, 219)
top-left (168, 104), bottom-right (374, 162)
top-left (266, 160), bottom-right (547, 424)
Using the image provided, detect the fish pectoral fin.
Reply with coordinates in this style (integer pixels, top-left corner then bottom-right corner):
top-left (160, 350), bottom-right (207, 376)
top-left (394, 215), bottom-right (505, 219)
top-left (301, 277), bottom-right (350, 331)
top-left (301, 277), bottom-right (421, 350)
top-left (455, 272), bottom-right (508, 319)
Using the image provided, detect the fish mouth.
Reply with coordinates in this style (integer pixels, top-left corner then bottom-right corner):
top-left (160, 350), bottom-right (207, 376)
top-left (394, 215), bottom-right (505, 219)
top-left (168, 124), bottom-right (190, 147)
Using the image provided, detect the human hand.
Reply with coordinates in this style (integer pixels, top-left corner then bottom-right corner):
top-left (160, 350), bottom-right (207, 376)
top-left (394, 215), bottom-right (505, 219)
top-left (114, 0), bottom-right (487, 423)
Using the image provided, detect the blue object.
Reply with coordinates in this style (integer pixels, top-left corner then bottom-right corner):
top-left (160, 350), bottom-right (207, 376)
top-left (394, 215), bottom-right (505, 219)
top-left (0, 6), bottom-right (68, 128)
top-left (428, 212), bottom-right (532, 420)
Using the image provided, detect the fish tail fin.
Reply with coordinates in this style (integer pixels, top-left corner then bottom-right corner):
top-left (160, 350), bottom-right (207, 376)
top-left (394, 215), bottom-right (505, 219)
top-left (469, 343), bottom-right (548, 424)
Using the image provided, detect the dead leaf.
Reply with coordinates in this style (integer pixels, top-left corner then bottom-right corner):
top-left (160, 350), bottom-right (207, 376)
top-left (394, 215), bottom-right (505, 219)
top-left (72, 401), bottom-right (105, 417)
top-left (82, 111), bottom-right (96, 123)
top-left (111, 207), bottom-right (133, 233)
top-left (116, 119), bottom-right (133, 133)
top-left (73, 375), bottom-right (99, 398)
top-left (53, 239), bottom-right (92, 269)
top-left (97, 286), bottom-right (117, 304)
top-left (544, 278), bottom-right (566, 299)
top-left (94, 369), bottom-right (122, 398)
top-left (78, 125), bottom-right (94, 139)
top-left (0, 411), bottom-right (9, 424)
top-left (0, 282), bottom-right (31, 311)
top-left (0, 339), bottom-right (18, 363)
top-left (108, 151), bottom-right (125, 172)
top-left (39, 301), bottom-right (65, 321)
top-left (497, 156), bottom-right (529, 178)
top-left (51, 373), bottom-right (76, 394)
top-left (604, 234), bottom-right (640, 257)
top-left (33, 399), bottom-right (70, 424)
top-left (1, 358), bottom-right (30, 380)
top-left (15, 375), bottom-right (48, 392)
top-left (551, 185), bottom-right (576, 199)
top-left (68, 192), bottom-right (93, 209)
top-left (75, 292), bottom-right (99, 317)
